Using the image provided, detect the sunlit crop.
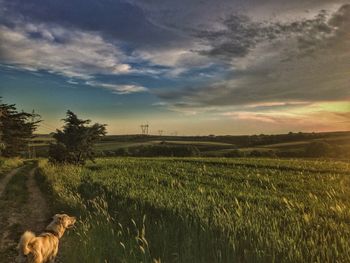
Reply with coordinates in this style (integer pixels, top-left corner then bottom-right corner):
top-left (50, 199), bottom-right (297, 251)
top-left (37, 157), bottom-right (350, 262)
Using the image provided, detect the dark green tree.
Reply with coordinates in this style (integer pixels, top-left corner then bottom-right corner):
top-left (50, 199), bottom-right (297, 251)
top-left (49, 110), bottom-right (106, 164)
top-left (305, 141), bottom-right (332, 157)
top-left (0, 98), bottom-right (40, 157)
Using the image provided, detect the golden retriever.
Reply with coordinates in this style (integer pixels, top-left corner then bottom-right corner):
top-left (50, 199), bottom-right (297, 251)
top-left (17, 214), bottom-right (76, 263)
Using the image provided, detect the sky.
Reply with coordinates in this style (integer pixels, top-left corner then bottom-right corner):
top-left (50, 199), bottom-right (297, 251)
top-left (0, 0), bottom-right (349, 135)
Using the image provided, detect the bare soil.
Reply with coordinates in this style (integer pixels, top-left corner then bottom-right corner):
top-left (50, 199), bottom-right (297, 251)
top-left (0, 167), bottom-right (22, 197)
top-left (0, 166), bottom-right (51, 262)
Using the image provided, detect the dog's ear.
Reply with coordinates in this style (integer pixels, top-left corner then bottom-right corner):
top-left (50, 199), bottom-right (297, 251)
top-left (53, 214), bottom-right (60, 218)
top-left (53, 214), bottom-right (63, 223)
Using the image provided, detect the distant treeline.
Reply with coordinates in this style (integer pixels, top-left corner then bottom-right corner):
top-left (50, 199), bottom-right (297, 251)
top-left (100, 131), bottom-right (350, 148)
top-left (100, 144), bottom-right (200, 157)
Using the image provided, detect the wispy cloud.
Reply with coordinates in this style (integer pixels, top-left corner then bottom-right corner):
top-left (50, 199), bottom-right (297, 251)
top-left (86, 81), bottom-right (148, 95)
top-left (0, 22), bottom-right (131, 79)
top-left (133, 45), bottom-right (215, 77)
top-left (216, 101), bottom-right (349, 134)
top-left (245, 101), bottom-right (310, 109)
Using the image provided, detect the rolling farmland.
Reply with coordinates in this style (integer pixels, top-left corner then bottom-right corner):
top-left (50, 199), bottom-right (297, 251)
top-left (28, 131), bottom-right (350, 158)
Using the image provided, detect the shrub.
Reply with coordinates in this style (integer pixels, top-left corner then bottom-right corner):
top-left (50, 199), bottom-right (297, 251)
top-left (131, 144), bottom-right (200, 157)
top-left (305, 141), bottom-right (332, 157)
top-left (224, 149), bottom-right (245, 158)
top-left (114, 147), bottom-right (130, 156)
top-left (249, 150), bottom-right (277, 158)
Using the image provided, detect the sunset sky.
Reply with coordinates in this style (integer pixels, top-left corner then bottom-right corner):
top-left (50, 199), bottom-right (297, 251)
top-left (0, 0), bottom-right (349, 135)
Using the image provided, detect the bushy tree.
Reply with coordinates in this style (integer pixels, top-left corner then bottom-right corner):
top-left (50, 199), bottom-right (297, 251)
top-left (49, 110), bottom-right (106, 164)
top-left (305, 141), bottom-right (332, 157)
top-left (0, 98), bottom-right (40, 157)
top-left (224, 149), bottom-right (245, 158)
top-left (130, 144), bottom-right (200, 157)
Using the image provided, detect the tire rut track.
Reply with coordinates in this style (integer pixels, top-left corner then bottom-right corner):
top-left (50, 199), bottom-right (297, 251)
top-left (0, 166), bottom-right (22, 197)
top-left (25, 167), bottom-right (50, 233)
top-left (0, 166), bottom-right (51, 262)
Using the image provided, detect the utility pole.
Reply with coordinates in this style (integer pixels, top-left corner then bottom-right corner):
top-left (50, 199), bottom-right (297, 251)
top-left (28, 109), bottom-right (37, 159)
top-left (158, 130), bottom-right (163, 136)
top-left (0, 108), bottom-right (3, 155)
top-left (140, 123), bottom-right (149, 135)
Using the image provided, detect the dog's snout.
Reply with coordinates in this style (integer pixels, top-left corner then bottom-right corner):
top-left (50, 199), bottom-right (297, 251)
top-left (68, 216), bottom-right (77, 227)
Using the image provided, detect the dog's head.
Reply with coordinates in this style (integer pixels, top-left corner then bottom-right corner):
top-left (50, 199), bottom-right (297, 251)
top-left (46, 214), bottom-right (76, 238)
top-left (52, 214), bottom-right (76, 229)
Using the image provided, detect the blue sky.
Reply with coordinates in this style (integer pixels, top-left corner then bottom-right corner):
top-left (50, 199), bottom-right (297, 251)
top-left (0, 0), bottom-right (349, 135)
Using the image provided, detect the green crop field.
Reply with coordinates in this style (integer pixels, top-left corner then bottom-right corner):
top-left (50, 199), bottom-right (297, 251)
top-left (36, 157), bottom-right (350, 263)
top-left (28, 131), bottom-right (350, 158)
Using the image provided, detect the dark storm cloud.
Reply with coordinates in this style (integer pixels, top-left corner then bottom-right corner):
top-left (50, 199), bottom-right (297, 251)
top-left (329, 4), bottom-right (350, 26)
top-left (195, 9), bottom-right (335, 60)
top-left (0, 0), bottom-right (186, 48)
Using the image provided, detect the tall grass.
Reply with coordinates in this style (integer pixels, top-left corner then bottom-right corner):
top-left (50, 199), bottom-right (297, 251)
top-left (37, 158), bottom-right (350, 262)
top-left (0, 157), bottom-right (23, 178)
top-left (36, 161), bottom-right (158, 263)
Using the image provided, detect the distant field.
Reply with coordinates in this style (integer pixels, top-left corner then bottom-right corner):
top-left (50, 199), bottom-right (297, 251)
top-left (30, 131), bottom-right (350, 158)
top-left (260, 135), bottom-right (350, 149)
top-left (37, 157), bottom-right (350, 262)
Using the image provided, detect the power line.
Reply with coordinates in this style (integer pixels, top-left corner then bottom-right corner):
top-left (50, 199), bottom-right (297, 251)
top-left (40, 122), bottom-right (57, 130)
top-left (38, 125), bottom-right (54, 132)
top-left (28, 110), bottom-right (37, 158)
top-left (40, 124), bottom-right (56, 131)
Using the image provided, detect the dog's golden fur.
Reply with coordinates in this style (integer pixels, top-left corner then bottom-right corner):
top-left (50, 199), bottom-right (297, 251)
top-left (17, 214), bottom-right (76, 263)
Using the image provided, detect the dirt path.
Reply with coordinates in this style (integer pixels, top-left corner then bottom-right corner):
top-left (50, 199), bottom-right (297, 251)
top-left (25, 167), bottom-right (50, 233)
top-left (0, 166), bottom-right (22, 197)
top-left (0, 166), bottom-right (51, 261)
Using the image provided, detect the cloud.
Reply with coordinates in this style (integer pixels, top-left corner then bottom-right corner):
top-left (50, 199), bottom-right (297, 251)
top-left (86, 81), bottom-right (148, 95)
top-left (221, 106), bottom-right (350, 131)
top-left (244, 101), bottom-right (312, 111)
top-left (0, 21), bottom-right (131, 79)
top-left (194, 8), bottom-right (339, 60)
top-left (156, 4), bottom-right (350, 111)
top-left (0, 15), bottom-right (212, 80)
top-left (131, 40), bottom-right (219, 77)
top-left (222, 111), bottom-right (282, 123)
top-left (0, 0), bottom-right (189, 49)
top-left (134, 48), bottom-right (205, 68)
top-left (216, 101), bottom-right (350, 134)
top-left (1, 0), bottom-right (349, 130)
